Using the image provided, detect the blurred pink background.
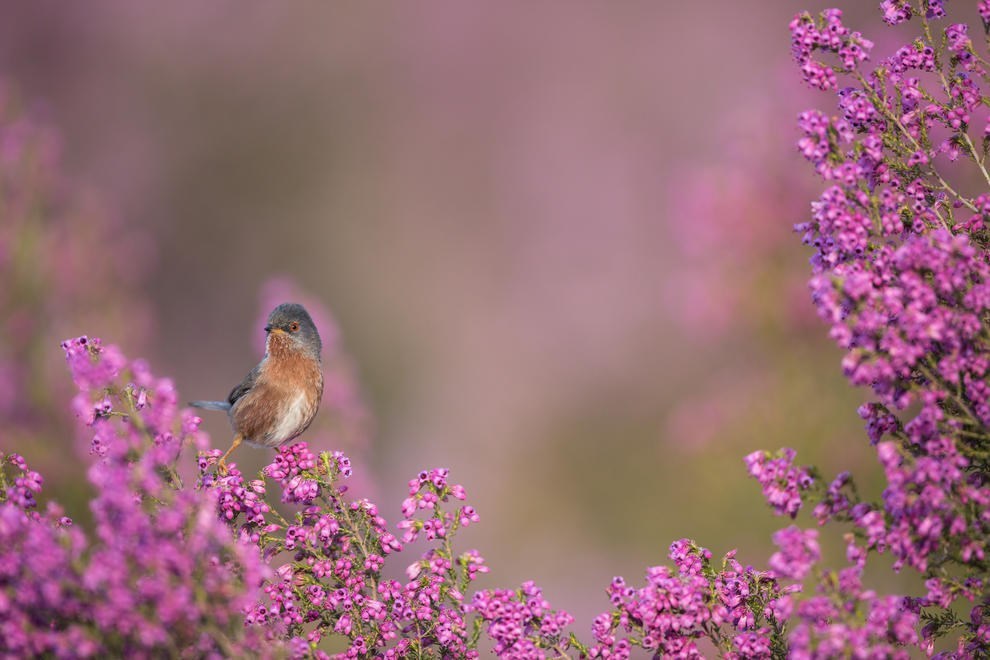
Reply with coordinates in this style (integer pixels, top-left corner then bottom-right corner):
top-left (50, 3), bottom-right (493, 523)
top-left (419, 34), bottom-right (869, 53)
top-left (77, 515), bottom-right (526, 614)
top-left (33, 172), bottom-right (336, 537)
top-left (0, 1), bottom-right (907, 631)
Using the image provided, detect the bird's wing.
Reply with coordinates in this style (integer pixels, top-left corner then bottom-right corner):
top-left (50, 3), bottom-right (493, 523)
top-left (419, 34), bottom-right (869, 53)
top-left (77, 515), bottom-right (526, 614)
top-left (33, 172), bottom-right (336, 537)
top-left (227, 363), bottom-right (262, 406)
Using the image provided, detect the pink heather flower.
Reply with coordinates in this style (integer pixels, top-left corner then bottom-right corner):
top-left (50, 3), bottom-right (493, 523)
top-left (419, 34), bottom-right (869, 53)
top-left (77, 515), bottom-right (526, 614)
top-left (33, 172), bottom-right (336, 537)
top-left (263, 442), bottom-right (321, 504)
top-left (470, 582), bottom-right (574, 657)
top-left (788, 3), bottom-right (990, 654)
top-left (801, 60), bottom-right (838, 91)
top-left (60, 336), bottom-right (127, 392)
top-left (0, 340), bottom-right (268, 657)
top-left (591, 541), bottom-right (788, 658)
top-left (945, 23), bottom-right (971, 54)
top-left (880, 0), bottom-right (912, 25)
top-left (769, 526), bottom-right (820, 580)
top-left (745, 448), bottom-right (813, 518)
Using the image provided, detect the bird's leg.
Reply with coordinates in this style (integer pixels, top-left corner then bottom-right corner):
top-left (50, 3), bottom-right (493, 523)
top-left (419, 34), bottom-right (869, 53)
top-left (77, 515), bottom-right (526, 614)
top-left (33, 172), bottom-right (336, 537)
top-left (217, 433), bottom-right (243, 475)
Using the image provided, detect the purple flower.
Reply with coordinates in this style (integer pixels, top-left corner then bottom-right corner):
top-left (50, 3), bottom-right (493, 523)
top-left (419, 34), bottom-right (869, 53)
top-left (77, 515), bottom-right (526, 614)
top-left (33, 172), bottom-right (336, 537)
top-left (470, 582), bottom-right (574, 658)
top-left (880, 0), bottom-right (912, 25)
top-left (590, 540), bottom-right (787, 658)
top-left (0, 341), bottom-right (268, 656)
top-left (263, 441), bottom-right (320, 504)
top-left (769, 526), bottom-right (820, 580)
top-left (745, 448), bottom-right (814, 517)
top-left (789, 3), bottom-right (990, 654)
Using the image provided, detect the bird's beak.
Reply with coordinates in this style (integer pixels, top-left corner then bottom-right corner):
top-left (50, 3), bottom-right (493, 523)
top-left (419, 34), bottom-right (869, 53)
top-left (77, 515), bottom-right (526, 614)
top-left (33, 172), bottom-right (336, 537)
top-left (268, 327), bottom-right (287, 336)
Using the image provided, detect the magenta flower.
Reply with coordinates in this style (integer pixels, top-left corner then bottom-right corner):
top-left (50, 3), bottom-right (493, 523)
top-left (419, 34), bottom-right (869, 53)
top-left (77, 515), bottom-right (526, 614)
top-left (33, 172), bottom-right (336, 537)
top-left (0, 339), bottom-right (269, 657)
top-left (769, 526), bottom-right (820, 580)
top-left (745, 448), bottom-right (814, 518)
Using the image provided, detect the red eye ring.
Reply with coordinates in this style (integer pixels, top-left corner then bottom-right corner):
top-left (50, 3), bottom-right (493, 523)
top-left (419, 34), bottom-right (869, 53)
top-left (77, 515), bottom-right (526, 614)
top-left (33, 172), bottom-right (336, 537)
top-left (290, 322), bottom-right (300, 332)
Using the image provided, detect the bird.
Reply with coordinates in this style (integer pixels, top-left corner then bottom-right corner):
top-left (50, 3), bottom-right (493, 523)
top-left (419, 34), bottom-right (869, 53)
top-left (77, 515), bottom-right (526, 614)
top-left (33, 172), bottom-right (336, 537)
top-left (191, 302), bottom-right (324, 474)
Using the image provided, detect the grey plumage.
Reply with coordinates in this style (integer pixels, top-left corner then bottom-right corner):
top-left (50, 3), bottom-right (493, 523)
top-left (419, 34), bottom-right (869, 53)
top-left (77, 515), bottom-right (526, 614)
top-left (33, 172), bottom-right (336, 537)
top-left (189, 400), bottom-right (231, 411)
top-left (266, 303), bottom-right (322, 359)
top-left (227, 363), bottom-right (260, 406)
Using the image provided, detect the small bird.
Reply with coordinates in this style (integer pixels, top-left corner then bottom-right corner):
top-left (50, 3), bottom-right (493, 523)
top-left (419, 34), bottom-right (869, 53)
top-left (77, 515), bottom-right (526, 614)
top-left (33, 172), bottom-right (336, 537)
top-left (191, 303), bottom-right (324, 473)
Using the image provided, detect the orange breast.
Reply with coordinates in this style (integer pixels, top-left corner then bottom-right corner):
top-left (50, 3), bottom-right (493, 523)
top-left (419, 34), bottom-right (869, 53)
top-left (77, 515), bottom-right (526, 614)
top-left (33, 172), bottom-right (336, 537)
top-left (231, 346), bottom-right (323, 447)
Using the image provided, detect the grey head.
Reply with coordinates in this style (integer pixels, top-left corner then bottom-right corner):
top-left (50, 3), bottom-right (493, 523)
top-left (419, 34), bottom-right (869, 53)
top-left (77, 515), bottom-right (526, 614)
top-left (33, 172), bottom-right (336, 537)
top-left (265, 302), bottom-right (322, 358)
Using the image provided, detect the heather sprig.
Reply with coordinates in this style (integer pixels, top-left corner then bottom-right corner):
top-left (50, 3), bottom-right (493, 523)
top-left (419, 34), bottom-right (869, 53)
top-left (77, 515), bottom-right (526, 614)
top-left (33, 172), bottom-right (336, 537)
top-left (787, 567), bottom-right (921, 659)
top-left (202, 444), bottom-right (501, 657)
top-left (744, 448), bottom-right (816, 519)
top-left (0, 451), bottom-right (45, 512)
top-left (585, 540), bottom-right (791, 659)
top-left (468, 582), bottom-right (575, 658)
top-left (771, 1), bottom-right (990, 655)
top-left (0, 337), bottom-right (269, 657)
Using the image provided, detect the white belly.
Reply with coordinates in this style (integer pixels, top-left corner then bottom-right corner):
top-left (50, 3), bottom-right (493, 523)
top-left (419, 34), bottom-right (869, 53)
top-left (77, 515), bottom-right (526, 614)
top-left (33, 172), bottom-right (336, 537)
top-left (269, 391), bottom-right (311, 444)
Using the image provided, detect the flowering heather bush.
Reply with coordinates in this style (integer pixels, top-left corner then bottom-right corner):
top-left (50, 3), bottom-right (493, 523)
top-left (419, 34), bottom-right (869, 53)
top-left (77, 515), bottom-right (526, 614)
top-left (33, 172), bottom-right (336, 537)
top-left (8, 324), bottom-right (811, 657)
top-left (1, 337), bottom-right (267, 657)
top-left (782, 0), bottom-right (990, 655)
top-left (0, 329), bottom-right (933, 656)
top-left (10, 2), bottom-right (990, 658)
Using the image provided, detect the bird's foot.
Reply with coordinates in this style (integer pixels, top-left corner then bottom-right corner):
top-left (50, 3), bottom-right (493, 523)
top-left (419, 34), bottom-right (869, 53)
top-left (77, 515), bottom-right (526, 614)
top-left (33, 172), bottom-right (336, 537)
top-left (215, 434), bottom-right (242, 477)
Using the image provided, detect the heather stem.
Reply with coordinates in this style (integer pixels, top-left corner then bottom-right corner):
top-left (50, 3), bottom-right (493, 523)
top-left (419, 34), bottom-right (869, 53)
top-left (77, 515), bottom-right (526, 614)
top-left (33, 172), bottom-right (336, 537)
top-left (919, 12), bottom-right (990, 192)
top-left (121, 385), bottom-right (184, 489)
top-left (332, 486), bottom-right (378, 596)
top-left (960, 131), bottom-right (990, 190)
top-left (854, 71), bottom-right (978, 215)
top-left (917, 360), bottom-right (986, 432)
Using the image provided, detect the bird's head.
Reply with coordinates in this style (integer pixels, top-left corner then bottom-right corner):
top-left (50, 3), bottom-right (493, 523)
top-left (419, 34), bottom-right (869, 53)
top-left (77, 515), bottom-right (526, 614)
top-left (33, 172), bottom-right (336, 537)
top-left (264, 302), bottom-right (322, 359)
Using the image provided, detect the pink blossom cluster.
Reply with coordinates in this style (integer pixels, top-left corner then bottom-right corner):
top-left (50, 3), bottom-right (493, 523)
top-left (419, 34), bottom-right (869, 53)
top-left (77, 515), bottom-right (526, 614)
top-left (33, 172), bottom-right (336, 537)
top-left (768, 2), bottom-right (990, 656)
top-left (4, 334), bottom-right (822, 658)
top-left (468, 583), bottom-right (575, 658)
top-left (744, 448), bottom-right (815, 518)
top-left (199, 429), bottom-right (497, 657)
top-left (0, 337), bottom-right (268, 657)
top-left (586, 540), bottom-right (791, 659)
top-left (788, 576), bottom-right (919, 659)
top-left (790, 8), bottom-right (873, 90)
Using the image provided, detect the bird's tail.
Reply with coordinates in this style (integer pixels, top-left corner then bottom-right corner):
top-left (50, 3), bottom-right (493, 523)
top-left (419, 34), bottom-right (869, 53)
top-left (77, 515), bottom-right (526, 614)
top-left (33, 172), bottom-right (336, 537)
top-left (189, 400), bottom-right (231, 411)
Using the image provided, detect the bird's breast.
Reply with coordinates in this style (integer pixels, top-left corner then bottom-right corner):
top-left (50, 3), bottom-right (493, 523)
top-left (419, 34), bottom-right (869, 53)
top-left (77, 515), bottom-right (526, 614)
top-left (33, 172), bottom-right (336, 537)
top-left (232, 351), bottom-right (323, 447)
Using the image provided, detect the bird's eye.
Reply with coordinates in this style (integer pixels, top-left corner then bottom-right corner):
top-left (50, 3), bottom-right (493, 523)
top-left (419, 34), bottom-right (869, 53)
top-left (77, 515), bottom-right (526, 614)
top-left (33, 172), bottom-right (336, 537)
top-left (289, 322), bottom-right (300, 333)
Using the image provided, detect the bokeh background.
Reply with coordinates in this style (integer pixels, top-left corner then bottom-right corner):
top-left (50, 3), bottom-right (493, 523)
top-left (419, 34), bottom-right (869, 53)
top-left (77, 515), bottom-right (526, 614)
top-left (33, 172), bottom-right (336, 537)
top-left (0, 0), bottom-right (913, 633)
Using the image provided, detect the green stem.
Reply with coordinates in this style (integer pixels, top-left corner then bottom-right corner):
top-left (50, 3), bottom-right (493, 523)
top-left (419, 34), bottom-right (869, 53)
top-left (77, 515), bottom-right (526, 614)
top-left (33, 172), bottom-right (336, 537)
top-left (917, 361), bottom-right (985, 431)
top-left (919, 11), bottom-right (990, 193)
top-left (121, 386), bottom-right (184, 489)
top-left (332, 486), bottom-right (379, 596)
top-left (0, 458), bottom-right (9, 498)
top-left (854, 72), bottom-right (978, 216)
